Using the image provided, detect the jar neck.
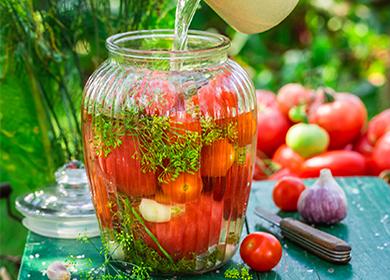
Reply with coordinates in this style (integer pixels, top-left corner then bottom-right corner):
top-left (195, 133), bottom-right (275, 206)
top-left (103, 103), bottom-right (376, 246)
top-left (106, 30), bottom-right (230, 71)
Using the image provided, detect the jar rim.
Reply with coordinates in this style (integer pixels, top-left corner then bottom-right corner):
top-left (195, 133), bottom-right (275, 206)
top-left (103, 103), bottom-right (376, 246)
top-left (106, 29), bottom-right (231, 61)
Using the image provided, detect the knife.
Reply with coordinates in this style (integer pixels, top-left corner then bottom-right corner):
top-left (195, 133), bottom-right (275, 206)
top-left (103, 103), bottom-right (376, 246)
top-left (254, 207), bottom-right (352, 264)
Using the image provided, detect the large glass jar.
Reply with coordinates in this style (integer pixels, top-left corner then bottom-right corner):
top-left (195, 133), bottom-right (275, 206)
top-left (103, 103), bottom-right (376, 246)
top-left (82, 30), bottom-right (257, 275)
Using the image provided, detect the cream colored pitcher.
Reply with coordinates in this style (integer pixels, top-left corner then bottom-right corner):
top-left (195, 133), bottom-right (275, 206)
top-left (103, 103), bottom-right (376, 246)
top-left (205, 0), bottom-right (299, 34)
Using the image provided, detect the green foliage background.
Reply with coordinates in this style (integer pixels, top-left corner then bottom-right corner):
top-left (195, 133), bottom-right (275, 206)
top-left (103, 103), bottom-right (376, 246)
top-left (0, 0), bottom-right (389, 278)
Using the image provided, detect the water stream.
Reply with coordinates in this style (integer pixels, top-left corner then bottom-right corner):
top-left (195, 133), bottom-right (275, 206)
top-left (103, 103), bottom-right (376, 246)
top-left (173, 0), bottom-right (201, 51)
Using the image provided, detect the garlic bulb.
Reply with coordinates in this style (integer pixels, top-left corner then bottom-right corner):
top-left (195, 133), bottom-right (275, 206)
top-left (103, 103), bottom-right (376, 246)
top-left (47, 262), bottom-right (70, 280)
top-left (297, 169), bottom-right (347, 225)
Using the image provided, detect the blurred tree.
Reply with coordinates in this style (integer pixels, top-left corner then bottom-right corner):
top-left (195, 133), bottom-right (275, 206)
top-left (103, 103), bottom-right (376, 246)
top-left (0, 0), bottom-right (175, 277)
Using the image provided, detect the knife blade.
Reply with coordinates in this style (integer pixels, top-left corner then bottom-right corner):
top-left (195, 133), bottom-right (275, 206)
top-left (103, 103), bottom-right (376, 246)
top-left (254, 207), bottom-right (352, 264)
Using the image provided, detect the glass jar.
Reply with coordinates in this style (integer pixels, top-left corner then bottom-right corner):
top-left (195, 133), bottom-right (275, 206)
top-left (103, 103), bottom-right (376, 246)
top-left (82, 30), bottom-right (256, 275)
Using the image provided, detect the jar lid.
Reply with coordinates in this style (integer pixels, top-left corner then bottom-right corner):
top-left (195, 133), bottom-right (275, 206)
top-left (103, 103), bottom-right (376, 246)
top-left (15, 161), bottom-right (99, 238)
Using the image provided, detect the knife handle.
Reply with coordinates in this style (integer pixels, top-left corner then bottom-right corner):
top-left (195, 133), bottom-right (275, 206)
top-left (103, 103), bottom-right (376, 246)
top-left (280, 218), bottom-right (351, 253)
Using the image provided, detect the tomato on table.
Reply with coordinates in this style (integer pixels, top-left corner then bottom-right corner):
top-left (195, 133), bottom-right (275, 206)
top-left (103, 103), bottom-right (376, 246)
top-left (269, 168), bottom-right (298, 180)
top-left (273, 177), bottom-right (306, 211)
top-left (145, 195), bottom-right (223, 260)
top-left (309, 92), bottom-right (367, 149)
top-left (257, 106), bottom-right (290, 157)
top-left (286, 123), bottom-right (329, 158)
top-left (299, 150), bottom-right (366, 178)
top-left (256, 89), bottom-right (278, 109)
top-left (367, 109), bottom-right (390, 145)
top-left (371, 132), bottom-right (390, 175)
top-left (240, 232), bottom-right (282, 272)
top-left (272, 145), bottom-right (304, 175)
top-left (277, 83), bottom-right (313, 116)
top-left (201, 139), bottom-right (235, 177)
top-left (98, 136), bottom-right (157, 197)
top-left (161, 172), bottom-right (203, 203)
top-left (253, 153), bottom-right (272, 181)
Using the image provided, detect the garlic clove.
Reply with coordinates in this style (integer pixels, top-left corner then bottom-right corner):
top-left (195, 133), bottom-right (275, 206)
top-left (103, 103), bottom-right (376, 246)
top-left (47, 262), bottom-right (70, 280)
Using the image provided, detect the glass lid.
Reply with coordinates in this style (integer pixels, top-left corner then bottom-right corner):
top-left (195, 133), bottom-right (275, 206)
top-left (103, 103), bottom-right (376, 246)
top-left (15, 161), bottom-right (99, 238)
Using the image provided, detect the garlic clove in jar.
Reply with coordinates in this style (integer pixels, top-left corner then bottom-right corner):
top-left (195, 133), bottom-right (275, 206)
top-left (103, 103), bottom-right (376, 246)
top-left (297, 169), bottom-right (347, 225)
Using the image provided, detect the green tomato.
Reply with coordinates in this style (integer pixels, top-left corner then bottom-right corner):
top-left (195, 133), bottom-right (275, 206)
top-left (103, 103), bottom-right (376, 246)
top-left (286, 123), bottom-right (329, 158)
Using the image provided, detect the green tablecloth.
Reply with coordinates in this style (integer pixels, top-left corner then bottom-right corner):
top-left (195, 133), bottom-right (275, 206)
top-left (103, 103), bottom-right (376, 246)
top-left (19, 177), bottom-right (390, 279)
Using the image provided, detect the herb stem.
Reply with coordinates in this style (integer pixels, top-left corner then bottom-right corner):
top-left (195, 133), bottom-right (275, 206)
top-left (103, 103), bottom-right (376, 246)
top-left (129, 205), bottom-right (174, 263)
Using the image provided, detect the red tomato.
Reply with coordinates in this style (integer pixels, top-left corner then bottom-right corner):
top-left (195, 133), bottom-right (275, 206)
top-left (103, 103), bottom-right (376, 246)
top-left (272, 145), bottom-right (304, 174)
top-left (277, 83), bottom-right (313, 116)
top-left (299, 150), bottom-right (366, 178)
top-left (240, 232), bottom-right (282, 272)
top-left (272, 177), bottom-right (306, 211)
top-left (354, 133), bottom-right (374, 157)
top-left (161, 172), bottom-right (203, 203)
top-left (367, 109), bottom-right (390, 145)
top-left (98, 136), bottom-right (157, 197)
top-left (256, 89), bottom-right (278, 109)
top-left (353, 133), bottom-right (376, 175)
top-left (253, 156), bottom-right (270, 181)
top-left (309, 93), bottom-right (367, 149)
top-left (145, 195), bottom-right (223, 260)
top-left (136, 76), bottom-right (179, 116)
top-left (88, 170), bottom-right (114, 228)
top-left (194, 71), bottom-right (238, 120)
top-left (224, 162), bottom-right (252, 219)
top-left (371, 132), bottom-right (390, 175)
top-left (201, 139), bottom-right (235, 177)
top-left (269, 168), bottom-right (298, 180)
top-left (237, 111), bottom-right (257, 146)
top-left (168, 111), bottom-right (201, 142)
top-left (257, 107), bottom-right (290, 157)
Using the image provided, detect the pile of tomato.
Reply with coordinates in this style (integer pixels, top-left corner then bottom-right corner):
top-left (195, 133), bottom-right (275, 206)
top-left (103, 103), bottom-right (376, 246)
top-left (254, 83), bottom-right (390, 180)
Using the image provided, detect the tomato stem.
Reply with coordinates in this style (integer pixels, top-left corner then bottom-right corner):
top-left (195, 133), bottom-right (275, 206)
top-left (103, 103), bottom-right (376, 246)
top-left (319, 87), bottom-right (335, 103)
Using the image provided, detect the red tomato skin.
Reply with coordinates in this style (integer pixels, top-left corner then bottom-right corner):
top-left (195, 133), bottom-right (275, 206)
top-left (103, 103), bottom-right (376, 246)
top-left (309, 93), bottom-right (367, 149)
top-left (371, 132), bottom-right (390, 175)
top-left (237, 111), bottom-right (257, 146)
top-left (224, 162), bottom-right (252, 219)
top-left (194, 71), bottom-right (238, 120)
top-left (240, 232), bottom-right (282, 272)
top-left (272, 177), bottom-right (306, 211)
top-left (144, 195), bottom-right (223, 260)
top-left (256, 90), bottom-right (278, 109)
top-left (161, 172), bottom-right (203, 203)
top-left (353, 133), bottom-right (376, 175)
top-left (136, 76), bottom-right (179, 116)
top-left (201, 139), bottom-right (235, 177)
top-left (253, 156), bottom-right (269, 181)
top-left (354, 133), bottom-right (374, 157)
top-left (367, 109), bottom-right (390, 145)
top-left (98, 136), bottom-right (157, 197)
top-left (257, 108), bottom-right (290, 157)
top-left (269, 168), bottom-right (298, 180)
top-left (299, 150), bottom-right (366, 178)
top-left (272, 145), bottom-right (304, 174)
top-left (277, 83), bottom-right (313, 116)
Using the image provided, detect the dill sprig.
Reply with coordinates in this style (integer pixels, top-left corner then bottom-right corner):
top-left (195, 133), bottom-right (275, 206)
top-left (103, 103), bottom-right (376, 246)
top-left (200, 116), bottom-right (238, 146)
top-left (224, 265), bottom-right (253, 280)
top-left (91, 107), bottom-right (241, 184)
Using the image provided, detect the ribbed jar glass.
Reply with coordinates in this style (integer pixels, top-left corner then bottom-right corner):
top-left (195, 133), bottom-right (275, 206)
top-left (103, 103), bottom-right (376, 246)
top-left (82, 29), bottom-right (257, 275)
